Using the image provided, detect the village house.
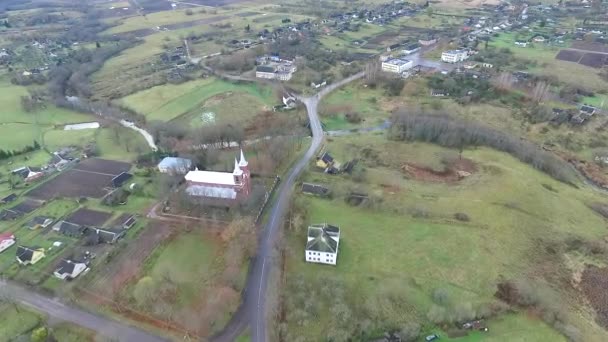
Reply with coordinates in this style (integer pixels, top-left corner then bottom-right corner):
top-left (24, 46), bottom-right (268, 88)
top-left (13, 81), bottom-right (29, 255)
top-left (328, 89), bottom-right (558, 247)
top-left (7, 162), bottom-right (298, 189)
top-left (316, 151), bottom-right (341, 173)
top-left (0, 232), bottom-right (16, 253)
top-left (158, 157), bottom-right (193, 175)
top-left (86, 228), bottom-right (125, 245)
top-left (16, 245), bottom-right (45, 265)
top-left (53, 221), bottom-right (86, 237)
top-left (381, 58), bottom-right (414, 73)
top-left (441, 50), bottom-right (469, 63)
top-left (11, 166), bottom-right (44, 183)
top-left (54, 259), bottom-right (88, 280)
top-left (185, 150), bottom-right (251, 202)
top-left (305, 224), bottom-right (341, 265)
top-left (25, 216), bottom-right (54, 230)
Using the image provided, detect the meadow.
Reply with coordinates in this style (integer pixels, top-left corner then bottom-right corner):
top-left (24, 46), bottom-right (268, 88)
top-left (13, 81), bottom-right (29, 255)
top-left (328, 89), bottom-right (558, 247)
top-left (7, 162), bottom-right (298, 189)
top-left (119, 77), bottom-right (275, 122)
top-left (124, 230), bottom-right (248, 336)
top-left (282, 133), bottom-right (608, 341)
top-left (489, 31), bottom-right (608, 92)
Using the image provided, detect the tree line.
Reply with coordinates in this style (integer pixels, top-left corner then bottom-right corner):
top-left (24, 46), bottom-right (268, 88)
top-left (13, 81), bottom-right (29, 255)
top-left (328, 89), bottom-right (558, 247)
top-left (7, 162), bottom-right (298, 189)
top-left (0, 141), bottom-right (40, 160)
top-left (388, 112), bottom-right (576, 184)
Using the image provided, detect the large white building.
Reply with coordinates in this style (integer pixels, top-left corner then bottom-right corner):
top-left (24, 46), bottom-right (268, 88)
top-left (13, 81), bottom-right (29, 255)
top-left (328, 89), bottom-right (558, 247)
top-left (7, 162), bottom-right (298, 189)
top-left (441, 50), bottom-right (468, 63)
top-left (381, 58), bottom-right (413, 74)
top-left (305, 223), bottom-right (340, 266)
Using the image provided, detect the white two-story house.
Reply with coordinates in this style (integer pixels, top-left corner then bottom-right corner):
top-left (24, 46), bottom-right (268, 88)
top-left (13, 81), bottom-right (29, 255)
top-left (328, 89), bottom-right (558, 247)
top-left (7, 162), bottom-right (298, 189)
top-left (305, 223), bottom-right (340, 265)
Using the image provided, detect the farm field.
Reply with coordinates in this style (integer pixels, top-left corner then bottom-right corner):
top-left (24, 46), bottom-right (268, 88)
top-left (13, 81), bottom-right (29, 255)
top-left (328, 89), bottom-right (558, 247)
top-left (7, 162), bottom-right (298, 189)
top-left (281, 133), bottom-right (608, 341)
top-left (119, 77), bottom-right (275, 122)
top-left (488, 31), bottom-right (608, 91)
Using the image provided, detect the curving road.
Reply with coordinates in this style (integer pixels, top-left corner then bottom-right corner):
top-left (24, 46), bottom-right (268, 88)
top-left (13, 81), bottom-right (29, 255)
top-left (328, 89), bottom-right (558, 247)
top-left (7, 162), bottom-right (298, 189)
top-left (212, 71), bottom-right (365, 342)
top-left (0, 280), bottom-right (168, 342)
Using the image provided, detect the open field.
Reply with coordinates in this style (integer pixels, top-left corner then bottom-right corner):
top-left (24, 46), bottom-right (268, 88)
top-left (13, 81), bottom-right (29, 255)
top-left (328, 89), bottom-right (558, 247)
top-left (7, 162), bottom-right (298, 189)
top-left (119, 77), bottom-right (275, 122)
top-left (281, 133), bottom-right (608, 340)
top-left (0, 77), bottom-right (92, 151)
top-left (489, 31), bottom-right (608, 91)
top-left (0, 304), bottom-right (43, 340)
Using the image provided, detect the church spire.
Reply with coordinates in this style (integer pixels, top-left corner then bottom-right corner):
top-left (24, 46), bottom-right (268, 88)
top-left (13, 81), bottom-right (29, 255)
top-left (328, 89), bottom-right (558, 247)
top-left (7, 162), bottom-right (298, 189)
top-left (239, 149), bottom-right (248, 167)
top-left (233, 158), bottom-right (242, 175)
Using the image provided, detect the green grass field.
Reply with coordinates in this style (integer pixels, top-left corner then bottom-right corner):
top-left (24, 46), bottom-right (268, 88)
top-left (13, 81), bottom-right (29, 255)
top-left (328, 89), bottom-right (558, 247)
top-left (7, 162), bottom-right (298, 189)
top-left (50, 323), bottom-right (96, 342)
top-left (282, 133), bottom-right (608, 341)
top-left (120, 77), bottom-right (275, 122)
top-left (489, 31), bottom-right (608, 91)
top-left (0, 77), bottom-right (92, 151)
top-left (146, 232), bottom-right (219, 306)
top-left (320, 81), bottom-right (387, 130)
top-left (0, 304), bottom-right (43, 340)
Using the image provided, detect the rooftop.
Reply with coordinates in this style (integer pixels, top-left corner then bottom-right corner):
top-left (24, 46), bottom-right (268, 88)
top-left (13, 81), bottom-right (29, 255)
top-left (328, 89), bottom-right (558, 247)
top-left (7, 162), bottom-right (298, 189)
top-left (306, 223), bottom-right (340, 253)
top-left (158, 157), bottom-right (192, 169)
top-left (185, 170), bottom-right (236, 186)
top-left (384, 58), bottom-right (411, 66)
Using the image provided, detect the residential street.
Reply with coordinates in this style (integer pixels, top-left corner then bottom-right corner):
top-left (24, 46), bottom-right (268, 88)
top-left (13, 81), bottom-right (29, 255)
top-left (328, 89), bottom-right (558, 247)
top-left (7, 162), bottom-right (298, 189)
top-left (0, 280), bottom-right (168, 342)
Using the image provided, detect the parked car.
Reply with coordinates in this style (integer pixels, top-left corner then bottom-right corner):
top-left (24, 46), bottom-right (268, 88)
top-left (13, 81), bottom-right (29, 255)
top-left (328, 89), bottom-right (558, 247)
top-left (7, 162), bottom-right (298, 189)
top-left (425, 334), bottom-right (440, 341)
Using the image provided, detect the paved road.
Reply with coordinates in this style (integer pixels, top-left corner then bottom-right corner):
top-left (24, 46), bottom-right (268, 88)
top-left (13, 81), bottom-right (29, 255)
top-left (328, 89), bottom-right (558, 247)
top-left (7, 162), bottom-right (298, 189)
top-left (0, 280), bottom-right (168, 342)
top-left (211, 72), bottom-right (365, 342)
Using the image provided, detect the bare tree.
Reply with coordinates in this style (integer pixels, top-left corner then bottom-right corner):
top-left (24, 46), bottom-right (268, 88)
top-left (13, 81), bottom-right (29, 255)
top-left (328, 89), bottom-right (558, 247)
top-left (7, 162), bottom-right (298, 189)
top-left (531, 81), bottom-right (550, 104)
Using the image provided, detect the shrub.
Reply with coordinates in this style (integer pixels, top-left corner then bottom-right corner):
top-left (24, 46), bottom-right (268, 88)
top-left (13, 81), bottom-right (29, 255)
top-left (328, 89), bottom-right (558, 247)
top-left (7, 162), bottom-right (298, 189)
top-left (454, 212), bottom-right (470, 221)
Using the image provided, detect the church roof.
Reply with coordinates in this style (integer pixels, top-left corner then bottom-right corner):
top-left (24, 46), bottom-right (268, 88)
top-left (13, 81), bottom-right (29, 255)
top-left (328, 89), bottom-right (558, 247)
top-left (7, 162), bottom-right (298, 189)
top-left (187, 185), bottom-right (237, 199)
top-left (185, 170), bottom-right (236, 186)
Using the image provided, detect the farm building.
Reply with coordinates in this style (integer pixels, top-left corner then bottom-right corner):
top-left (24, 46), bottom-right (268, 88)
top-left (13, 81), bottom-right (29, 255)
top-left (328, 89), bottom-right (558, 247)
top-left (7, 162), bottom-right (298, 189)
top-left (0, 233), bottom-right (15, 253)
top-left (16, 245), bottom-right (45, 265)
top-left (158, 157), bottom-right (193, 175)
top-left (185, 150), bottom-right (251, 202)
top-left (54, 259), bottom-right (88, 280)
top-left (305, 224), bottom-right (340, 266)
top-left (53, 221), bottom-right (86, 237)
top-left (301, 183), bottom-right (331, 197)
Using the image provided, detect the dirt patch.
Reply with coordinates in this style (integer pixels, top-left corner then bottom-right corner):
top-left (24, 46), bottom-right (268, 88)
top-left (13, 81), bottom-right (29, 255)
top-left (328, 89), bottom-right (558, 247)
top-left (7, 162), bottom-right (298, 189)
top-left (72, 158), bottom-right (131, 175)
top-left (556, 49), bottom-right (584, 63)
top-left (28, 158), bottom-right (131, 200)
top-left (203, 92), bottom-right (233, 107)
top-left (556, 49), bottom-right (608, 68)
top-left (11, 199), bottom-right (43, 213)
top-left (66, 208), bottom-right (112, 226)
top-left (401, 157), bottom-right (477, 183)
top-left (580, 265), bottom-right (608, 329)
